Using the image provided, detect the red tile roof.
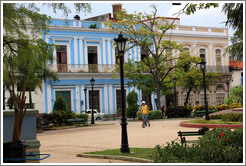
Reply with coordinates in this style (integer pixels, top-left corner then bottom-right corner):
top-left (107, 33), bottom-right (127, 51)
top-left (230, 60), bottom-right (243, 69)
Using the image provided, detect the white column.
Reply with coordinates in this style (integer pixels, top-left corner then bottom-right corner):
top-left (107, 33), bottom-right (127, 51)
top-left (193, 43), bottom-right (196, 57)
top-left (109, 84), bottom-right (113, 114)
top-left (73, 21), bottom-right (76, 27)
top-left (76, 85), bottom-right (80, 114)
top-left (51, 39), bottom-right (57, 71)
top-left (67, 41), bottom-right (71, 71)
top-left (79, 37), bottom-right (83, 65)
top-left (225, 44), bottom-right (229, 72)
top-left (74, 37), bottom-right (78, 72)
top-left (98, 43), bottom-right (102, 71)
top-left (84, 42), bottom-right (88, 72)
top-left (78, 21), bottom-right (81, 27)
top-left (102, 39), bottom-right (106, 64)
top-left (112, 45), bottom-right (116, 65)
top-left (107, 39), bottom-right (111, 65)
top-left (47, 85), bottom-right (52, 114)
top-left (209, 43), bottom-right (213, 71)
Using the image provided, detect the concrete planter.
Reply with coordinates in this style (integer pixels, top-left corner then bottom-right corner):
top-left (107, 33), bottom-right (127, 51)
top-left (3, 109), bottom-right (41, 163)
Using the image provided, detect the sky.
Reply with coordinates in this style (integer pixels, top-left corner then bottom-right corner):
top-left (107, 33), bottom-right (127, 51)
top-left (37, 1), bottom-right (234, 38)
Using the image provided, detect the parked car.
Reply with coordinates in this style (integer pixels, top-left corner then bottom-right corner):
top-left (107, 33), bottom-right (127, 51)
top-left (85, 109), bottom-right (104, 120)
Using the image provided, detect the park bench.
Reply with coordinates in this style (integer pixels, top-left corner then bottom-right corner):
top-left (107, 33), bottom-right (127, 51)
top-left (67, 118), bottom-right (87, 127)
top-left (194, 110), bottom-right (218, 117)
top-left (102, 114), bottom-right (117, 121)
top-left (177, 127), bottom-right (209, 147)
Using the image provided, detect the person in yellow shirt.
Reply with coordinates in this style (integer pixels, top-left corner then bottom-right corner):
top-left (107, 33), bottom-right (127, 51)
top-left (137, 101), bottom-right (150, 128)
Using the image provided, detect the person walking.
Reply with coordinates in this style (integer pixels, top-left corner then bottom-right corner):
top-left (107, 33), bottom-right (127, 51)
top-left (137, 101), bottom-right (150, 128)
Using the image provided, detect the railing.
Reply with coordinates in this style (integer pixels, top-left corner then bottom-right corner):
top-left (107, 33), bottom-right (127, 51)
top-left (48, 64), bottom-right (116, 73)
top-left (48, 64), bottom-right (231, 74)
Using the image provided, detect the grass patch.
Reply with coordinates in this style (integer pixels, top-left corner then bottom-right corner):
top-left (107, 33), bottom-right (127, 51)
top-left (183, 119), bottom-right (243, 125)
top-left (84, 148), bottom-right (154, 160)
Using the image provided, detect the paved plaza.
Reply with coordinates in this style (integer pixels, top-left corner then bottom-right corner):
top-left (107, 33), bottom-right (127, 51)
top-left (37, 119), bottom-right (198, 163)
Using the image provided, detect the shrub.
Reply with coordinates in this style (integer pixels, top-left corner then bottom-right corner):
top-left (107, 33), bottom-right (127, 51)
top-left (224, 85), bottom-right (243, 105)
top-left (230, 103), bottom-right (242, 108)
top-left (126, 91), bottom-right (139, 119)
top-left (137, 110), bottom-right (162, 120)
top-left (208, 105), bottom-right (217, 110)
top-left (194, 105), bottom-right (205, 111)
top-left (222, 113), bottom-right (243, 122)
top-left (217, 104), bottom-right (230, 111)
top-left (210, 114), bottom-right (224, 119)
top-left (77, 113), bottom-right (89, 122)
top-left (152, 127), bottom-right (243, 163)
top-left (53, 96), bottom-right (67, 112)
top-left (166, 106), bottom-right (192, 118)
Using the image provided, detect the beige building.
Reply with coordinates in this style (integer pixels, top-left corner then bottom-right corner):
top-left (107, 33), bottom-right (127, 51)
top-left (160, 18), bottom-right (231, 107)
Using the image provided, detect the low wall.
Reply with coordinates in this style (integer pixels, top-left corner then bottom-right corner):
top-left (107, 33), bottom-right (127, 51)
top-left (3, 109), bottom-right (41, 163)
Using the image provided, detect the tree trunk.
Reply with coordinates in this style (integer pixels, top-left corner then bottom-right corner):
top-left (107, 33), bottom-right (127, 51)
top-left (184, 88), bottom-right (192, 106)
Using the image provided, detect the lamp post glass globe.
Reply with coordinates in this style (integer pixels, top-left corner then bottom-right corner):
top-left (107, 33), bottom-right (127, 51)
top-left (90, 78), bottom-right (95, 86)
top-left (114, 32), bottom-right (127, 53)
top-left (200, 59), bottom-right (206, 71)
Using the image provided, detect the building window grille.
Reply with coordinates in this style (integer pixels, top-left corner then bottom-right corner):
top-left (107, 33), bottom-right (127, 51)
top-left (216, 49), bottom-right (222, 72)
top-left (56, 45), bottom-right (67, 72)
top-left (199, 48), bottom-right (206, 59)
top-left (89, 90), bottom-right (100, 112)
top-left (216, 93), bottom-right (225, 106)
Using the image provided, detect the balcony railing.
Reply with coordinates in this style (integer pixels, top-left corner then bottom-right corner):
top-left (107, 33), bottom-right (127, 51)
top-left (48, 64), bottom-right (116, 73)
top-left (48, 64), bottom-right (230, 74)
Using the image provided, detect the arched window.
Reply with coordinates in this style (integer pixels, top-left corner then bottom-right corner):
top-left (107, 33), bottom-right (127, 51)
top-left (216, 49), bottom-right (222, 71)
top-left (199, 48), bottom-right (206, 59)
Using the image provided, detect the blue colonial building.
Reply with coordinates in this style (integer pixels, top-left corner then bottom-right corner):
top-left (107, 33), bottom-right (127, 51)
top-left (42, 4), bottom-right (160, 114)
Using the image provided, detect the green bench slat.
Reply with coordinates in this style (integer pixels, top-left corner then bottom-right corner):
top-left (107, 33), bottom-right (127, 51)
top-left (67, 118), bottom-right (87, 127)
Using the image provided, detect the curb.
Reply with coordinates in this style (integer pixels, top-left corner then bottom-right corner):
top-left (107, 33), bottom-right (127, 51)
top-left (77, 153), bottom-right (152, 163)
top-left (180, 121), bottom-right (243, 129)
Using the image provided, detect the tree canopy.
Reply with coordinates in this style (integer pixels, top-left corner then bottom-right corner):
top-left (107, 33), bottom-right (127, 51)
top-left (106, 5), bottom-right (203, 110)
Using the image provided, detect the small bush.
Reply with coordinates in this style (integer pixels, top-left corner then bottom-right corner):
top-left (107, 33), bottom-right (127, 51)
top-left (152, 127), bottom-right (243, 163)
top-left (217, 104), bottom-right (230, 111)
top-left (210, 114), bottom-right (224, 119)
top-left (194, 105), bottom-right (205, 111)
top-left (230, 103), bottom-right (242, 108)
top-left (126, 91), bottom-right (139, 119)
top-left (77, 113), bottom-right (89, 122)
top-left (53, 96), bottom-right (67, 112)
top-left (137, 110), bottom-right (162, 120)
top-left (166, 106), bottom-right (192, 118)
top-left (222, 113), bottom-right (243, 122)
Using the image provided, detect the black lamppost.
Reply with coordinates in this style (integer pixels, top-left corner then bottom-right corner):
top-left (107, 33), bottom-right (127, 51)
top-left (90, 78), bottom-right (95, 124)
top-left (84, 87), bottom-right (87, 112)
top-left (200, 59), bottom-right (210, 120)
top-left (173, 77), bottom-right (178, 118)
top-left (226, 80), bottom-right (230, 98)
top-left (114, 32), bottom-right (130, 153)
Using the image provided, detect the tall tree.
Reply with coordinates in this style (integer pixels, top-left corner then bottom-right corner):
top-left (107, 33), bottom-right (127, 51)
top-left (106, 5), bottom-right (200, 110)
top-left (3, 3), bottom-right (91, 140)
top-left (222, 3), bottom-right (243, 60)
